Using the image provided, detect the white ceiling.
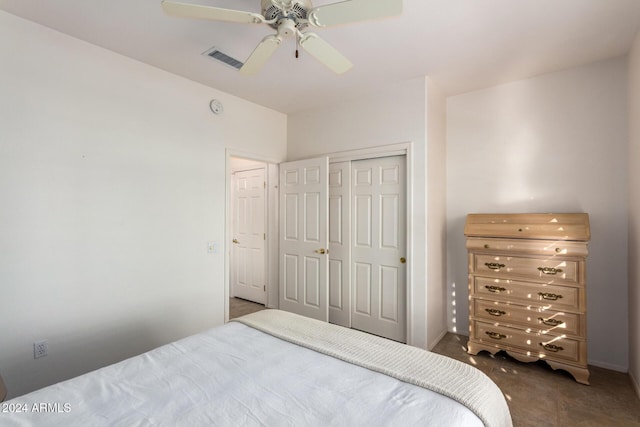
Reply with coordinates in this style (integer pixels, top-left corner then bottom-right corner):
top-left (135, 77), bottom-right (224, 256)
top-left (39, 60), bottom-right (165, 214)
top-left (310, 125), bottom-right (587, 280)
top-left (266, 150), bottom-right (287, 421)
top-left (2, 0), bottom-right (640, 114)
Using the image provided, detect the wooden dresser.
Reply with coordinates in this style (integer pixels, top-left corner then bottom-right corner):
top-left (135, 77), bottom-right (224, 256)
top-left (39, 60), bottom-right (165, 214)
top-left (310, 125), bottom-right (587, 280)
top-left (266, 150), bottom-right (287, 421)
top-left (464, 213), bottom-right (590, 384)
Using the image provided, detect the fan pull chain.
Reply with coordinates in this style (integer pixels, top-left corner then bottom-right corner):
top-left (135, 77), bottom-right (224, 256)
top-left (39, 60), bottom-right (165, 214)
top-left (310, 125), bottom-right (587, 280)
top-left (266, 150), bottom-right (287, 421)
top-left (295, 33), bottom-right (300, 59)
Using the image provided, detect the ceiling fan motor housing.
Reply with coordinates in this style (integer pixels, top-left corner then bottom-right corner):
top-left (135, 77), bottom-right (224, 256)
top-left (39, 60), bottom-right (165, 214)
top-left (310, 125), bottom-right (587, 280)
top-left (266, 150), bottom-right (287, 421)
top-left (262, 0), bottom-right (311, 30)
top-left (277, 18), bottom-right (298, 37)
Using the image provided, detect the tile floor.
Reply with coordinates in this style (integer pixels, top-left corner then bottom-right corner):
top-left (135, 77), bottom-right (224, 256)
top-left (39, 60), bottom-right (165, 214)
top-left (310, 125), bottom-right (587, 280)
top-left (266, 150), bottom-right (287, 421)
top-left (229, 302), bottom-right (640, 426)
top-left (431, 333), bottom-right (640, 427)
top-left (229, 297), bottom-right (266, 319)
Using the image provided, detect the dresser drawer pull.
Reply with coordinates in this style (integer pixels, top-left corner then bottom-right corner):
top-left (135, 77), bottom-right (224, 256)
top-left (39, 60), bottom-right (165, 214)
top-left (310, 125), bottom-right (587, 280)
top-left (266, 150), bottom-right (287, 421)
top-left (538, 292), bottom-right (563, 301)
top-left (485, 308), bottom-right (507, 317)
top-left (538, 267), bottom-right (563, 275)
top-left (486, 331), bottom-right (507, 340)
top-left (540, 343), bottom-right (564, 352)
top-left (538, 317), bottom-right (565, 327)
top-left (485, 262), bottom-right (506, 270)
top-left (485, 285), bottom-right (507, 293)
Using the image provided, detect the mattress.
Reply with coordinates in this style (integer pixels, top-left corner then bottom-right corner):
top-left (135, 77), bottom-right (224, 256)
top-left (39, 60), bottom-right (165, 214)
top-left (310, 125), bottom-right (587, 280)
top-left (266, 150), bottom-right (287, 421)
top-left (1, 310), bottom-right (511, 426)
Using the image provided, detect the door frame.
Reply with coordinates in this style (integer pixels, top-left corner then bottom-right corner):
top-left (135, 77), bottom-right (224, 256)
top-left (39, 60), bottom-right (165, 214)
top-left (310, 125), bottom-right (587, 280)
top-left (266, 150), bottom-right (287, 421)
top-left (225, 150), bottom-right (280, 322)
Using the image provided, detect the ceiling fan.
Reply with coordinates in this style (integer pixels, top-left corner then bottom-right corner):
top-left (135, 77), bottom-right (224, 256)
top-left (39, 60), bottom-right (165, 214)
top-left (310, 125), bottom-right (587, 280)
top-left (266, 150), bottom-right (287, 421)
top-left (161, 0), bottom-right (402, 75)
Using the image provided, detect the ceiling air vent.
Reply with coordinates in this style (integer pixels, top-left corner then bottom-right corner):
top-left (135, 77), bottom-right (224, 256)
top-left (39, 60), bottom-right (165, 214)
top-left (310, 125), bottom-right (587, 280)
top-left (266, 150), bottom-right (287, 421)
top-left (203, 47), bottom-right (244, 70)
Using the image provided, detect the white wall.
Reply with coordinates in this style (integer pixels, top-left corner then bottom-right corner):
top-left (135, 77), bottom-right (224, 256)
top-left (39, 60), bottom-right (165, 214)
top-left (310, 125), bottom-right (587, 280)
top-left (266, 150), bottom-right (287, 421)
top-left (229, 157), bottom-right (268, 171)
top-left (447, 57), bottom-right (629, 371)
top-left (628, 30), bottom-right (640, 396)
top-left (425, 78), bottom-right (448, 347)
top-left (288, 77), bottom-right (448, 349)
top-left (0, 11), bottom-right (286, 398)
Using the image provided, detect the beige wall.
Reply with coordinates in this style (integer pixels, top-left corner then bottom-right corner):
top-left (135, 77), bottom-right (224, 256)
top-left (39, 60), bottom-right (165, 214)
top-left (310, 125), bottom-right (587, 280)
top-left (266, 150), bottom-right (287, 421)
top-left (0, 11), bottom-right (286, 398)
top-left (447, 57), bottom-right (629, 371)
top-left (628, 30), bottom-right (640, 396)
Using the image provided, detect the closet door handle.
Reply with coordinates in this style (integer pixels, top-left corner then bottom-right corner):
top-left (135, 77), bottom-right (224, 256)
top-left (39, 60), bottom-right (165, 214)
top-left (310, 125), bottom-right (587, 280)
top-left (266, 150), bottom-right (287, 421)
top-left (232, 239), bottom-right (239, 244)
top-left (315, 248), bottom-right (327, 254)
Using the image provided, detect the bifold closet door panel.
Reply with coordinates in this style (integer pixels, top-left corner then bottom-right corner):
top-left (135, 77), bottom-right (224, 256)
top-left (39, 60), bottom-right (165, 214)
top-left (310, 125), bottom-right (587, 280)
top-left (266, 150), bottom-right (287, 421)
top-left (350, 155), bottom-right (407, 343)
top-left (279, 157), bottom-right (329, 322)
top-left (328, 162), bottom-right (351, 327)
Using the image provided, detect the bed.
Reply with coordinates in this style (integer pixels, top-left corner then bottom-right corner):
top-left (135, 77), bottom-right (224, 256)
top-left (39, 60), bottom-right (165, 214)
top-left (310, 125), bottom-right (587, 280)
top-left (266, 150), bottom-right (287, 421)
top-left (1, 310), bottom-right (512, 426)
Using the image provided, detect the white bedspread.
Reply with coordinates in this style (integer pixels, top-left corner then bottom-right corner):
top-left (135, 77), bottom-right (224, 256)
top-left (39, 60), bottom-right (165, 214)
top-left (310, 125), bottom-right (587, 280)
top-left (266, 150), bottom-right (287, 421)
top-left (234, 310), bottom-right (512, 427)
top-left (1, 311), bottom-right (503, 426)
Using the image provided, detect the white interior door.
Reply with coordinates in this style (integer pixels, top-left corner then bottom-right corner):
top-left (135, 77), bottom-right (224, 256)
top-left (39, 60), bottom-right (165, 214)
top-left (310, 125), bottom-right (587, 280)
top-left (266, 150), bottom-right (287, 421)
top-left (328, 162), bottom-right (351, 327)
top-left (232, 168), bottom-right (266, 304)
top-left (279, 157), bottom-right (329, 321)
top-left (351, 156), bottom-right (406, 342)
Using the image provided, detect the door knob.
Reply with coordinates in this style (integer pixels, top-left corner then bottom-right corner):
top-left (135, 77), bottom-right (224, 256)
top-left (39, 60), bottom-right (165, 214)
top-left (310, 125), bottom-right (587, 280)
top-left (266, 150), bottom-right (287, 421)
top-left (315, 248), bottom-right (327, 254)
top-left (400, 257), bottom-right (406, 264)
top-left (232, 239), bottom-right (239, 244)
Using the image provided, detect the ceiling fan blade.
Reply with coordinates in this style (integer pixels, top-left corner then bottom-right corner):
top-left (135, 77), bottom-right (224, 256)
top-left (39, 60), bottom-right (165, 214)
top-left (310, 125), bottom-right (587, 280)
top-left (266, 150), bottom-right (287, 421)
top-left (308, 0), bottom-right (402, 28)
top-left (299, 33), bottom-right (353, 74)
top-left (240, 35), bottom-right (282, 75)
top-left (161, 0), bottom-right (264, 24)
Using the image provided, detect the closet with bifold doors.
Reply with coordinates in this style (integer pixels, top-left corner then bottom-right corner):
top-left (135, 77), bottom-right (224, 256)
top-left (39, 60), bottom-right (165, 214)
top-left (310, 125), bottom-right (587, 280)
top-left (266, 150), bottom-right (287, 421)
top-left (279, 153), bottom-right (407, 343)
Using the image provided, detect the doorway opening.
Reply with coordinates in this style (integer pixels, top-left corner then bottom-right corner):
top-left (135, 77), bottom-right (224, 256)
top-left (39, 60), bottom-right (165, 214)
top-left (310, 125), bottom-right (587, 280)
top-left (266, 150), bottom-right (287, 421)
top-left (230, 159), bottom-right (267, 305)
top-left (226, 154), bottom-right (279, 322)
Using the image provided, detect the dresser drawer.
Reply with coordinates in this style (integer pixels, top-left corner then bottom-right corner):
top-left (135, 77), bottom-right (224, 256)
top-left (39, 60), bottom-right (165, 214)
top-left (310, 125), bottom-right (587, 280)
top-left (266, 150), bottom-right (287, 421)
top-left (471, 253), bottom-right (582, 284)
top-left (471, 277), bottom-right (582, 311)
top-left (473, 299), bottom-right (582, 336)
top-left (467, 238), bottom-right (589, 257)
top-left (464, 213), bottom-right (590, 240)
top-left (472, 321), bottom-right (585, 364)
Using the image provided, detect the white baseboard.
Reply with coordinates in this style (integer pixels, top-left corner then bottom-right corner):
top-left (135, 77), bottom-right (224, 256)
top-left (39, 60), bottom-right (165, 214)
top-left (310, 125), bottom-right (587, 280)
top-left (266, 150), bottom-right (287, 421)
top-left (587, 359), bottom-right (628, 373)
top-left (630, 370), bottom-right (640, 400)
top-left (427, 329), bottom-right (449, 351)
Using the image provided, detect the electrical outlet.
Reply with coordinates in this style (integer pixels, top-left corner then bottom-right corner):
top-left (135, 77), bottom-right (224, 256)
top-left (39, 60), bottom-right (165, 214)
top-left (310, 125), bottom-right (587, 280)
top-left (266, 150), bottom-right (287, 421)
top-left (34, 340), bottom-right (48, 359)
